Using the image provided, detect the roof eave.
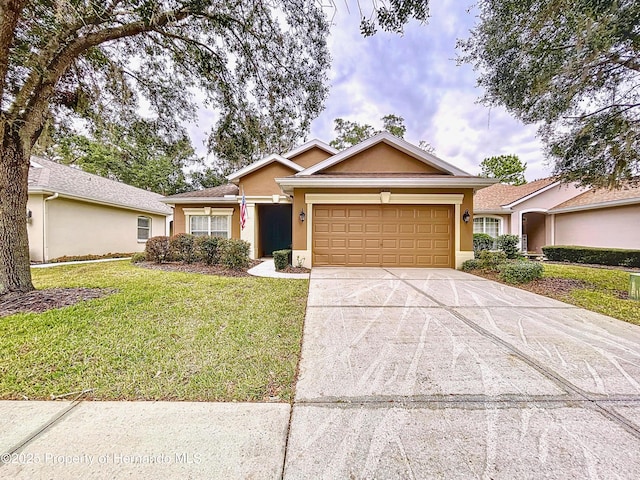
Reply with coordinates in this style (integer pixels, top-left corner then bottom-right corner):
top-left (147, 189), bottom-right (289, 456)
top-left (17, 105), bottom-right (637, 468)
top-left (281, 139), bottom-right (338, 159)
top-left (501, 181), bottom-right (561, 208)
top-left (549, 197), bottom-right (640, 214)
top-left (30, 189), bottom-right (171, 216)
top-left (275, 176), bottom-right (496, 194)
top-left (161, 197), bottom-right (238, 205)
top-left (227, 154), bottom-right (303, 183)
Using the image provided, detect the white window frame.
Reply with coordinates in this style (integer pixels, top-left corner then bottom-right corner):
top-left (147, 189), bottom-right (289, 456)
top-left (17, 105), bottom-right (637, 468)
top-left (473, 216), bottom-right (502, 238)
top-left (184, 208), bottom-right (234, 238)
top-left (137, 216), bottom-right (151, 242)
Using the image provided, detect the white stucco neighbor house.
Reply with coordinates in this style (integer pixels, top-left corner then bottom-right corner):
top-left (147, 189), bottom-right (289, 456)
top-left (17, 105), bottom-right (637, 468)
top-left (27, 157), bottom-right (172, 262)
top-left (473, 178), bottom-right (640, 253)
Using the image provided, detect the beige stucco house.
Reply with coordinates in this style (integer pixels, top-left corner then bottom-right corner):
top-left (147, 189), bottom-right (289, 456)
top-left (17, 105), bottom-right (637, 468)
top-left (164, 133), bottom-right (495, 269)
top-left (474, 179), bottom-right (640, 253)
top-left (28, 157), bottom-right (172, 262)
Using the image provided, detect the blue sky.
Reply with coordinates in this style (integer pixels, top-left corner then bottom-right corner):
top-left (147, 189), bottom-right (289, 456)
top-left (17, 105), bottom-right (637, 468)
top-left (190, 1), bottom-right (551, 181)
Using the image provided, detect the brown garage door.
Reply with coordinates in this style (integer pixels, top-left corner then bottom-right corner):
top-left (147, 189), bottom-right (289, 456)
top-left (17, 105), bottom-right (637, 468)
top-left (312, 205), bottom-right (453, 267)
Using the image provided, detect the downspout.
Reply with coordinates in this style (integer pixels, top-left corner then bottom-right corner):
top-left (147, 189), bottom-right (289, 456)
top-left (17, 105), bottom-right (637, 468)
top-left (43, 193), bottom-right (59, 262)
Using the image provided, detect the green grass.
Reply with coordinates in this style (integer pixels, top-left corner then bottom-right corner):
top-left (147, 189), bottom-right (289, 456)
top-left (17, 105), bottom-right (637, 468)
top-left (0, 261), bottom-right (308, 402)
top-left (542, 264), bottom-right (640, 325)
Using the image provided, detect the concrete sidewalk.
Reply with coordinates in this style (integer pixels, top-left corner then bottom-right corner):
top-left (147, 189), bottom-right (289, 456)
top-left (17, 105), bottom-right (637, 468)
top-left (2, 267), bottom-right (640, 479)
top-left (1, 401), bottom-right (289, 479)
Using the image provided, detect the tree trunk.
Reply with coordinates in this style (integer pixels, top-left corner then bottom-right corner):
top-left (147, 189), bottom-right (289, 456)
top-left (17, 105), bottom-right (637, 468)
top-left (0, 125), bottom-right (34, 295)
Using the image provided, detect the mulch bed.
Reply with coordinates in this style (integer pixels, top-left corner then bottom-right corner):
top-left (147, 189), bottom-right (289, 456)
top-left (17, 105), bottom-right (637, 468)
top-left (138, 260), bottom-right (261, 277)
top-left (0, 288), bottom-right (116, 318)
top-left (281, 265), bottom-right (311, 274)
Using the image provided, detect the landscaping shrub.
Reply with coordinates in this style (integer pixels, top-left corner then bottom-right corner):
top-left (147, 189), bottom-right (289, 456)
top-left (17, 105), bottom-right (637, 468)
top-left (145, 236), bottom-right (171, 263)
top-left (473, 233), bottom-right (495, 255)
top-left (497, 234), bottom-right (521, 259)
top-left (542, 245), bottom-right (640, 268)
top-left (130, 252), bottom-right (146, 264)
top-left (273, 249), bottom-right (291, 271)
top-left (499, 261), bottom-right (544, 284)
top-left (462, 259), bottom-right (482, 271)
top-left (170, 233), bottom-right (197, 263)
top-left (220, 238), bottom-right (250, 269)
top-left (196, 236), bottom-right (222, 265)
top-left (477, 250), bottom-right (508, 271)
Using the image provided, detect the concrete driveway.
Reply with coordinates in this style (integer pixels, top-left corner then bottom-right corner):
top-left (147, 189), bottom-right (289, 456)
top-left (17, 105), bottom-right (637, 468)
top-left (284, 268), bottom-right (640, 479)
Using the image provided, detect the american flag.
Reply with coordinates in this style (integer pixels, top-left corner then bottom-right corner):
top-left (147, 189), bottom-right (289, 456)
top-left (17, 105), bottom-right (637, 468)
top-left (240, 192), bottom-right (247, 230)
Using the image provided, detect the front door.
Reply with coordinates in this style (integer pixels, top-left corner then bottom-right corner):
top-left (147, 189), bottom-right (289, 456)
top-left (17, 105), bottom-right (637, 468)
top-left (259, 204), bottom-right (292, 257)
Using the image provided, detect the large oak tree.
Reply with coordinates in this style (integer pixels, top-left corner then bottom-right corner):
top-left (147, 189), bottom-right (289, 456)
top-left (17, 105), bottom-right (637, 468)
top-left (0, 0), bottom-right (331, 294)
top-left (0, 0), bottom-right (429, 295)
top-left (460, 0), bottom-right (640, 189)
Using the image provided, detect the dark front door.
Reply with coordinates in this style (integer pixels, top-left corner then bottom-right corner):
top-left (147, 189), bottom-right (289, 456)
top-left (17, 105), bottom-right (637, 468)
top-left (259, 204), bottom-right (292, 257)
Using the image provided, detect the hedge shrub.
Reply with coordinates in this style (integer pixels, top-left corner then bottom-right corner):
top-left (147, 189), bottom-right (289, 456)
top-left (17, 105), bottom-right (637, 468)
top-left (477, 250), bottom-right (507, 271)
top-left (220, 238), bottom-right (251, 269)
top-left (196, 236), bottom-right (222, 265)
top-left (273, 249), bottom-right (291, 271)
top-left (170, 233), bottom-right (196, 263)
top-left (473, 233), bottom-right (495, 255)
top-left (145, 236), bottom-right (171, 263)
top-left (462, 259), bottom-right (482, 271)
top-left (542, 245), bottom-right (640, 268)
top-left (130, 252), bottom-right (146, 264)
top-left (498, 261), bottom-right (544, 284)
top-left (497, 234), bottom-right (520, 259)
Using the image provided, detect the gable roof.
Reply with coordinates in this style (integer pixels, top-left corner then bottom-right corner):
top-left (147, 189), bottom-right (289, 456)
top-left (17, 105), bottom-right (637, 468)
top-left (549, 183), bottom-right (640, 213)
top-left (28, 157), bottom-right (172, 216)
top-left (281, 139), bottom-right (337, 159)
top-left (474, 178), bottom-right (558, 212)
top-left (297, 132), bottom-right (471, 177)
top-left (227, 154), bottom-right (303, 183)
top-left (162, 184), bottom-right (239, 204)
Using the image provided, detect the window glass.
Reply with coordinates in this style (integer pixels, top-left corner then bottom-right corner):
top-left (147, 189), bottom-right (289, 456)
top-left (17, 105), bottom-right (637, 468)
top-left (473, 217), bottom-right (499, 238)
top-left (137, 216), bottom-right (151, 241)
top-left (189, 215), bottom-right (229, 238)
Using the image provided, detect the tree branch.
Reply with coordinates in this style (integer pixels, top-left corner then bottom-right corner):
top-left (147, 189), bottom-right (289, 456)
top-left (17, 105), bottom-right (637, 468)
top-left (17, 8), bottom-right (193, 146)
top-left (0, 0), bottom-right (27, 113)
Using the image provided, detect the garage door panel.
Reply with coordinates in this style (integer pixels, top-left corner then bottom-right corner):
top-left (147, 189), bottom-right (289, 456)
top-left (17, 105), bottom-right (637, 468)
top-left (313, 205), bottom-right (453, 267)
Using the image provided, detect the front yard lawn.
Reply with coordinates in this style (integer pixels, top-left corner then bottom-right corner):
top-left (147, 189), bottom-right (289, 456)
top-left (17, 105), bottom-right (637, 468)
top-left (0, 261), bottom-right (308, 402)
top-left (473, 262), bottom-right (639, 325)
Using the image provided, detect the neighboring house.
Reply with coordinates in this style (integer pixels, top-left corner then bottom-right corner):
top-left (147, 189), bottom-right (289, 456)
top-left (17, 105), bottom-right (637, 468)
top-left (28, 157), bottom-right (172, 262)
top-left (164, 132), bottom-right (495, 268)
top-left (473, 179), bottom-right (640, 253)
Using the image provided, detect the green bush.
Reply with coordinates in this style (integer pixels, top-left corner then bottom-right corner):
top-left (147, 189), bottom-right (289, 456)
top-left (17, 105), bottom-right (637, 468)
top-left (462, 259), bottom-right (482, 271)
top-left (473, 233), bottom-right (495, 255)
top-left (130, 252), bottom-right (146, 264)
top-left (477, 250), bottom-right (508, 271)
top-left (497, 234), bottom-right (520, 259)
top-left (220, 238), bottom-right (251, 269)
top-left (170, 233), bottom-right (196, 263)
top-left (498, 261), bottom-right (544, 284)
top-left (196, 236), bottom-right (222, 265)
top-left (273, 249), bottom-right (291, 271)
top-left (145, 236), bottom-right (171, 263)
top-left (542, 245), bottom-right (640, 268)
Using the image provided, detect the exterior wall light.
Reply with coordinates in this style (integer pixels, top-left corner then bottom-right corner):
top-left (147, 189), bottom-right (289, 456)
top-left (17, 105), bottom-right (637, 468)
top-left (26, 209), bottom-right (33, 224)
top-left (462, 209), bottom-right (471, 223)
top-left (299, 209), bottom-right (306, 222)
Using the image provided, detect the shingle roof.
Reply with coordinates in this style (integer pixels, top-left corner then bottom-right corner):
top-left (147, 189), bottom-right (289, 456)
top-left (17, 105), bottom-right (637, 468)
top-left (474, 178), bottom-right (557, 211)
top-left (28, 157), bottom-right (172, 215)
top-left (550, 183), bottom-right (640, 211)
top-left (163, 184), bottom-right (239, 200)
